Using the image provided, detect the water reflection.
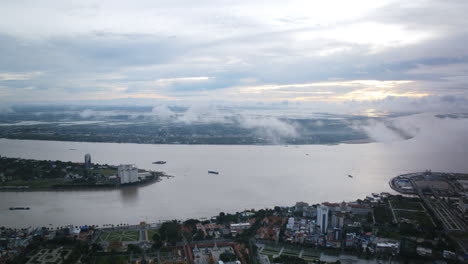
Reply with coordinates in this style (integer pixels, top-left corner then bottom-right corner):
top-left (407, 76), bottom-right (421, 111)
top-left (120, 187), bottom-right (138, 204)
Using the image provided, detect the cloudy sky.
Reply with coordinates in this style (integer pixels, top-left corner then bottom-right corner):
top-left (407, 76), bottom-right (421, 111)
top-left (0, 0), bottom-right (467, 112)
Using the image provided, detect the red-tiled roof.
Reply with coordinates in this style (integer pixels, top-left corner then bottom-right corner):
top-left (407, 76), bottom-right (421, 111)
top-left (322, 202), bottom-right (340, 207)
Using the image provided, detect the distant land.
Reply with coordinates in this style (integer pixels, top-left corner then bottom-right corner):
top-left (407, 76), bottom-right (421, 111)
top-left (0, 105), bottom-right (412, 145)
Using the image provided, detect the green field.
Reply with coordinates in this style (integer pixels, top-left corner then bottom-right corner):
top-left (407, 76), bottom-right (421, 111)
top-left (147, 229), bottom-right (159, 241)
top-left (92, 255), bottom-right (130, 264)
top-left (92, 168), bottom-right (118, 176)
top-left (395, 210), bottom-right (434, 231)
top-left (0, 179), bottom-right (66, 188)
top-left (390, 198), bottom-right (425, 211)
top-left (98, 230), bottom-right (140, 242)
top-left (261, 245), bottom-right (320, 262)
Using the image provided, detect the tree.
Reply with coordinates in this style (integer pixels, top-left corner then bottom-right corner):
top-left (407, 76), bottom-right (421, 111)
top-left (193, 229), bottom-right (205, 241)
top-left (127, 244), bottom-right (143, 254)
top-left (159, 221), bottom-right (181, 246)
top-left (152, 232), bottom-right (163, 249)
top-left (220, 251), bottom-right (237, 262)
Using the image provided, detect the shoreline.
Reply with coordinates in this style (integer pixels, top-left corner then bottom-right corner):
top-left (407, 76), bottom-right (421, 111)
top-left (0, 136), bottom-right (371, 147)
top-left (0, 174), bottom-right (163, 192)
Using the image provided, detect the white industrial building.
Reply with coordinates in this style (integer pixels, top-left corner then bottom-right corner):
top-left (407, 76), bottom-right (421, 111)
top-left (118, 164), bottom-right (140, 184)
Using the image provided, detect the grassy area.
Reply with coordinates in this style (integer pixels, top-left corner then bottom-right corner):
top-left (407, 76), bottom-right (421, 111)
top-left (301, 249), bottom-right (320, 258)
top-left (450, 231), bottom-right (468, 240)
top-left (261, 246), bottom-right (320, 262)
top-left (261, 247), bottom-right (281, 256)
top-left (377, 230), bottom-right (401, 240)
top-left (374, 205), bottom-right (393, 225)
top-left (0, 178), bottom-right (66, 188)
top-left (282, 248), bottom-right (300, 255)
top-left (395, 211), bottom-right (433, 227)
top-left (147, 229), bottom-right (159, 241)
top-left (92, 168), bottom-right (117, 176)
top-left (390, 198), bottom-right (425, 211)
top-left (92, 255), bottom-right (130, 264)
top-left (98, 230), bottom-right (140, 242)
top-left (122, 230), bottom-right (139, 241)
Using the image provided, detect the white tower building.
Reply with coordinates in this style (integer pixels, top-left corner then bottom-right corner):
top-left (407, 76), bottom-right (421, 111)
top-left (118, 164), bottom-right (139, 184)
top-left (317, 205), bottom-right (329, 234)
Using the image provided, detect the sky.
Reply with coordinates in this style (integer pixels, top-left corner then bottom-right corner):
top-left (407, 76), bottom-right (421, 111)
top-left (0, 0), bottom-right (468, 113)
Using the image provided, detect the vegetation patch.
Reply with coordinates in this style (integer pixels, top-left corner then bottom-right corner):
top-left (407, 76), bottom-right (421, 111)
top-left (98, 230), bottom-right (139, 242)
top-left (390, 197), bottom-right (425, 211)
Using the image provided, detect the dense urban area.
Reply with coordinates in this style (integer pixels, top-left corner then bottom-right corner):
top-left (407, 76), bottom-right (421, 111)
top-left (1, 170), bottom-right (468, 263)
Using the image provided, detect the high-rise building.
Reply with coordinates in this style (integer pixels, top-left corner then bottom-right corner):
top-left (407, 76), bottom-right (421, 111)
top-left (331, 212), bottom-right (345, 228)
top-left (84, 154), bottom-right (91, 169)
top-left (317, 205), bottom-right (329, 234)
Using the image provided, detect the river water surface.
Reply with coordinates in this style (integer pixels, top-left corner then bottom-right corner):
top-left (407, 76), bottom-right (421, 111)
top-left (0, 136), bottom-right (467, 228)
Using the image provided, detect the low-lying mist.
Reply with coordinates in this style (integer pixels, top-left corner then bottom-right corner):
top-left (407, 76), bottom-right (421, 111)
top-left (1, 104), bottom-right (468, 146)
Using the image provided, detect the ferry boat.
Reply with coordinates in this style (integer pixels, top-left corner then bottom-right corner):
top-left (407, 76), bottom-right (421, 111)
top-left (152, 161), bottom-right (167, 164)
top-left (9, 207), bottom-right (30, 210)
top-left (208, 171), bottom-right (219, 175)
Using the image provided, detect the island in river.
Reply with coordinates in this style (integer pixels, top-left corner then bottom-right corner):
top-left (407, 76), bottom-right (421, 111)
top-left (0, 155), bottom-right (165, 190)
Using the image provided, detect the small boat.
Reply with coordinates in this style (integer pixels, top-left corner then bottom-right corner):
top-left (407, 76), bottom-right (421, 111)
top-left (208, 171), bottom-right (219, 175)
top-left (348, 175), bottom-right (353, 178)
top-left (9, 207), bottom-right (30, 210)
top-left (152, 161), bottom-right (167, 164)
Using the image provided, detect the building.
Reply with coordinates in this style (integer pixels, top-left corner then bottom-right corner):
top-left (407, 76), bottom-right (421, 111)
top-left (331, 212), bottom-right (345, 228)
top-left (317, 205), bottom-right (329, 233)
top-left (375, 242), bottom-right (399, 255)
top-left (347, 203), bottom-right (372, 215)
top-left (322, 202), bottom-right (340, 212)
top-left (345, 233), bottom-right (356, 247)
top-left (294, 202), bottom-right (309, 212)
top-left (303, 206), bottom-right (317, 218)
top-left (286, 217), bottom-right (295, 230)
top-left (118, 164), bottom-right (139, 184)
top-left (230, 223), bottom-right (252, 235)
top-left (416, 247), bottom-right (432, 257)
top-left (84, 154), bottom-right (91, 169)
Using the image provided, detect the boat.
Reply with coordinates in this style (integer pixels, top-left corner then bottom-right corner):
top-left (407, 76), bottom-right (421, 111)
top-left (152, 161), bottom-right (167, 164)
top-left (9, 207), bottom-right (30, 210)
top-left (208, 171), bottom-right (219, 175)
top-left (348, 175), bottom-right (353, 178)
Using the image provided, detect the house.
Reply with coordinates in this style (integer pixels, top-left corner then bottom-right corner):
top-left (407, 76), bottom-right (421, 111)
top-left (347, 203), bottom-right (372, 215)
top-left (230, 223), bottom-right (251, 235)
top-left (295, 202), bottom-right (309, 212)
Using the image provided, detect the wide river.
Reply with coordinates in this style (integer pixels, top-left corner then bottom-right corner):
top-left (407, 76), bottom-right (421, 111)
top-left (0, 134), bottom-right (467, 228)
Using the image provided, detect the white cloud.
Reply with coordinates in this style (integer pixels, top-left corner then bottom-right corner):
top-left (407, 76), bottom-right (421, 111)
top-left (0, 0), bottom-right (467, 106)
top-left (0, 72), bottom-right (43, 81)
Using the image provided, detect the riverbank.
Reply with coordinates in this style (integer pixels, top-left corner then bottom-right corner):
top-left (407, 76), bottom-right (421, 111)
top-left (0, 156), bottom-right (168, 191)
top-left (0, 173), bottom-right (164, 192)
